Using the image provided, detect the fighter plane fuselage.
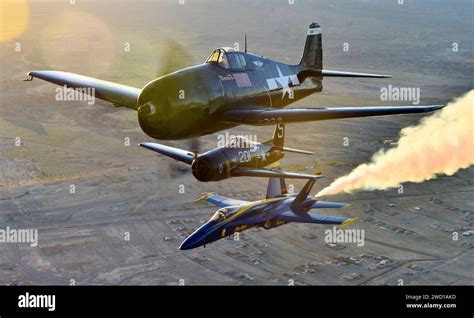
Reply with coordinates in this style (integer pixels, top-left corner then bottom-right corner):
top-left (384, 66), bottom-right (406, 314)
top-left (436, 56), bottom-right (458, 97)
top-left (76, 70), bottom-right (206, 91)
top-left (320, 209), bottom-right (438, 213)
top-left (179, 197), bottom-right (290, 250)
top-left (137, 52), bottom-right (320, 140)
top-left (140, 123), bottom-right (315, 182)
top-left (27, 22), bottom-right (442, 142)
top-left (179, 194), bottom-right (349, 250)
top-left (192, 141), bottom-right (284, 181)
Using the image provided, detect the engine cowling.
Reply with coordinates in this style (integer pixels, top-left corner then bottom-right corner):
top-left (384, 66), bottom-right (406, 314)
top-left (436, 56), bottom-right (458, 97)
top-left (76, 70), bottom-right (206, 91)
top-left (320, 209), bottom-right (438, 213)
top-left (191, 152), bottom-right (231, 182)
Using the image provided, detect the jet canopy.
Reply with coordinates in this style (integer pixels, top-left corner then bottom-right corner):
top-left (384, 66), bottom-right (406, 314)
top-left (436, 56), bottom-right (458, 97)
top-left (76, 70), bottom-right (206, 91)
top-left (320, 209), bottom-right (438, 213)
top-left (206, 47), bottom-right (248, 70)
top-left (209, 206), bottom-right (239, 222)
top-left (210, 208), bottom-right (227, 222)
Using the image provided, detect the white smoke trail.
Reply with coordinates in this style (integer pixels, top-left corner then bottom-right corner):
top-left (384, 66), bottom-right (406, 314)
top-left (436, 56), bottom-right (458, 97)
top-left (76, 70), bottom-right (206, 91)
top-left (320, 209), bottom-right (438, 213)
top-left (316, 90), bottom-right (474, 197)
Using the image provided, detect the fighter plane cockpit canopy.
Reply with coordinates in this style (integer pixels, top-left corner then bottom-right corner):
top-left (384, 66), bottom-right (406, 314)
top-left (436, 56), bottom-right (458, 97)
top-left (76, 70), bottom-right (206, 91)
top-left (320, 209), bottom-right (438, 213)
top-left (210, 208), bottom-right (228, 222)
top-left (206, 48), bottom-right (248, 70)
top-left (209, 206), bottom-right (240, 222)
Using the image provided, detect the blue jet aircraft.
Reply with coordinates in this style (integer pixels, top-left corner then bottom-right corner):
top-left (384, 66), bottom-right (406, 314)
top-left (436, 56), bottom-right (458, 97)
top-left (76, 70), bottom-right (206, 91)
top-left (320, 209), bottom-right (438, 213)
top-left (180, 172), bottom-right (356, 250)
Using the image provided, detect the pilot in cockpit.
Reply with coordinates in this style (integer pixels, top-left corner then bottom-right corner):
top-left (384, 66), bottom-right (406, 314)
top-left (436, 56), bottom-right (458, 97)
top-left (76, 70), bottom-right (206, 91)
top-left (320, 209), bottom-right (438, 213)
top-left (209, 206), bottom-right (240, 223)
top-left (210, 208), bottom-right (228, 222)
top-left (217, 52), bottom-right (230, 69)
top-left (206, 48), bottom-right (248, 70)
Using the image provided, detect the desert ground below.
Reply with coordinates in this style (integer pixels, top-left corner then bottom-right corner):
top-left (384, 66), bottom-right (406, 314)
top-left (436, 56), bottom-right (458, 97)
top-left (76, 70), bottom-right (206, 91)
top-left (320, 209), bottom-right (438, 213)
top-left (0, 0), bottom-right (472, 285)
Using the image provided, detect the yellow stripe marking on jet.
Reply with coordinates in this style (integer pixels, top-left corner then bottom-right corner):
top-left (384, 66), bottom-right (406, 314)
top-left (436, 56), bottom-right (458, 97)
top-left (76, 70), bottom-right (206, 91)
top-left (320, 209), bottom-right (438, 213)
top-left (194, 192), bottom-right (215, 202)
top-left (340, 217), bottom-right (358, 229)
top-left (218, 196), bottom-right (286, 226)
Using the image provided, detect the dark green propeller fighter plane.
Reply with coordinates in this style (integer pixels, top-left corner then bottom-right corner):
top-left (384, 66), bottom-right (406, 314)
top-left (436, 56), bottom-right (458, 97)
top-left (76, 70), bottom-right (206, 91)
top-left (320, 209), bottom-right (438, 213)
top-left (25, 22), bottom-right (444, 140)
top-left (140, 124), bottom-right (316, 182)
top-left (180, 171), bottom-right (356, 250)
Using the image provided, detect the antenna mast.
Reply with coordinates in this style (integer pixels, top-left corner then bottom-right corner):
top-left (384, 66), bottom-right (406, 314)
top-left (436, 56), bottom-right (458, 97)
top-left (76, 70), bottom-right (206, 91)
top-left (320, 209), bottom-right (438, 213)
top-left (244, 33), bottom-right (247, 52)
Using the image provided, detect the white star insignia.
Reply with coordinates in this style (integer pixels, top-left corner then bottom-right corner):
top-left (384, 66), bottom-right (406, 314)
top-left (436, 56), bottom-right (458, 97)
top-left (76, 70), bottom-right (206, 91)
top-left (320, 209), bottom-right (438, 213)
top-left (274, 66), bottom-right (294, 99)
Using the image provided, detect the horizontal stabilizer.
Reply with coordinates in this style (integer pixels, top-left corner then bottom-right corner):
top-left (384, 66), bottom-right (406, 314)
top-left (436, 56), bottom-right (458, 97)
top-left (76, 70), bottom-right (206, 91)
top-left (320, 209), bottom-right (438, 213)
top-left (276, 211), bottom-right (349, 225)
top-left (297, 68), bottom-right (391, 82)
top-left (311, 201), bottom-right (348, 209)
top-left (231, 168), bottom-right (322, 180)
top-left (280, 146), bottom-right (314, 155)
top-left (321, 70), bottom-right (391, 78)
top-left (140, 142), bottom-right (195, 165)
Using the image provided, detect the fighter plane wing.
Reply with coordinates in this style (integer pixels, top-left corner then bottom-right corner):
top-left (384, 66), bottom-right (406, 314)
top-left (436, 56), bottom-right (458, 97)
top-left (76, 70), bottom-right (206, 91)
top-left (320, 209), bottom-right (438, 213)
top-left (140, 142), bottom-right (195, 164)
top-left (26, 71), bottom-right (141, 110)
top-left (276, 211), bottom-right (357, 228)
top-left (194, 193), bottom-right (249, 207)
top-left (230, 168), bottom-right (321, 180)
top-left (217, 105), bottom-right (444, 125)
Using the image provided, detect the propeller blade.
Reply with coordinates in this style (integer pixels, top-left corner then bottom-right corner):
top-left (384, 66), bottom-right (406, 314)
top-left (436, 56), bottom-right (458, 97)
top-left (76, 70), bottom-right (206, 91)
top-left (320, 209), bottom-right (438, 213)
top-left (155, 39), bottom-right (195, 78)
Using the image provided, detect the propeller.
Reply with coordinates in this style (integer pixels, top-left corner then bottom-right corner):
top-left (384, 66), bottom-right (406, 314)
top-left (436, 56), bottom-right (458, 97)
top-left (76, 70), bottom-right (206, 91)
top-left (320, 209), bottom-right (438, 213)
top-left (154, 38), bottom-right (195, 78)
top-left (152, 39), bottom-right (203, 175)
top-left (189, 138), bottom-right (200, 157)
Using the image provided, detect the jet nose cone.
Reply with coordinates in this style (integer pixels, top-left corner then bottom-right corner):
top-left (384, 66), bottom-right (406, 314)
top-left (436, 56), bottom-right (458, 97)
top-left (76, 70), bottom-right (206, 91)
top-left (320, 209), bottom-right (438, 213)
top-left (179, 236), bottom-right (199, 250)
top-left (179, 223), bottom-right (215, 250)
top-left (178, 240), bottom-right (191, 250)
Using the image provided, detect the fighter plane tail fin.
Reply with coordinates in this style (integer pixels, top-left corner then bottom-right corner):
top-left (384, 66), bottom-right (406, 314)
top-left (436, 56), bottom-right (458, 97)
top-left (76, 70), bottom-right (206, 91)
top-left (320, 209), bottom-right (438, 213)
top-left (267, 123), bottom-right (285, 148)
top-left (291, 176), bottom-right (321, 207)
top-left (299, 22), bottom-right (322, 70)
top-left (265, 124), bottom-right (314, 155)
top-left (297, 22), bottom-right (391, 81)
top-left (266, 165), bottom-right (288, 198)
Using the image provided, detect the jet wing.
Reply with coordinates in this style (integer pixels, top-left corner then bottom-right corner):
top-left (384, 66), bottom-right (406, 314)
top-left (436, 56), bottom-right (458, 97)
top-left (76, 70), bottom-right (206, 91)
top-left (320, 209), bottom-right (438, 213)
top-left (194, 193), bottom-right (249, 207)
top-left (140, 142), bottom-right (195, 165)
top-left (231, 168), bottom-right (321, 180)
top-left (217, 105), bottom-right (444, 125)
top-left (26, 71), bottom-right (141, 110)
top-left (276, 211), bottom-right (357, 228)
